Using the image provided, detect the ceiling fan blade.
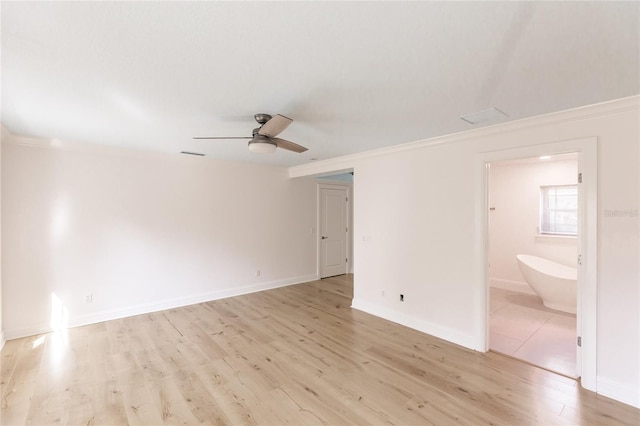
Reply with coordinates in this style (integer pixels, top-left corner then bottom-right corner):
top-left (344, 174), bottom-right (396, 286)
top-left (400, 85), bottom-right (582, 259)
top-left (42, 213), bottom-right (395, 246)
top-left (273, 137), bottom-right (308, 153)
top-left (192, 136), bottom-right (252, 140)
top-left (258, 114), bottom-right (293, 138)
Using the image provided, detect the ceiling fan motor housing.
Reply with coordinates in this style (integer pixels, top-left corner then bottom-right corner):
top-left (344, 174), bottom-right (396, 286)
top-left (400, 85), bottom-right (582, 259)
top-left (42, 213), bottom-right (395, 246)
top-left (254, 113), bottom-right (272, 125)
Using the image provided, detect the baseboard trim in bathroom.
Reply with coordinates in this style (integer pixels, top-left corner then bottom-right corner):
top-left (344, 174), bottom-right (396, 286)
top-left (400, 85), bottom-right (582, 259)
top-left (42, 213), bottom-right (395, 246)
top-left (489, 278), bottom-right (536, 295)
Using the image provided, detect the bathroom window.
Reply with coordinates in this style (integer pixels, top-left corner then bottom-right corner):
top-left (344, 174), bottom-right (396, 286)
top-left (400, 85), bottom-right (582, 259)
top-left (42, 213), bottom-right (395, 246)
top-left (540, 185), bottom-right (578, 236)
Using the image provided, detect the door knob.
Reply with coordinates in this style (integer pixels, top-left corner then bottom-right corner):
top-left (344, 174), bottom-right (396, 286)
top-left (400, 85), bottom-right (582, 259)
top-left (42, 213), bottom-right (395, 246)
top-left (321, 236), bottom-right (328, 239)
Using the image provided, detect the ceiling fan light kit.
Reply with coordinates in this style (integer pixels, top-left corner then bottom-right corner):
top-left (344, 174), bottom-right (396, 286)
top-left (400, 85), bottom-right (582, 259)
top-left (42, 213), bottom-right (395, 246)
top-left (194, 113), bottom-right (308, 154)
top-left (248, 139), bottom-right (277, 154)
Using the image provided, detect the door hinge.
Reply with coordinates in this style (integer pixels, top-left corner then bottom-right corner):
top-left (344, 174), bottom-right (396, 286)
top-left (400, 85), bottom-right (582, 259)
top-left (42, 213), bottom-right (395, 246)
top-left (346, 227), bottom-right (348, 233)
top-left (577, 336), bottom-right (582, 347)
top-left (577, 254), bottom-right (583, 266)
top-left (346, 258), bottom-right (348, 263)
top-left (578, 172), bottom-right (582, 183)
top-left (346, 197), bottom-right (349, 202)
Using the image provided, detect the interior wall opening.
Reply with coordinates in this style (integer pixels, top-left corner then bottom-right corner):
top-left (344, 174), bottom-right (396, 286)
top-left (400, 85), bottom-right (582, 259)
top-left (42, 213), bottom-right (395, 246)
top-left (487, 152), bottom-right (579, 378)
top-left (315, 172), bottom-right (354, 284)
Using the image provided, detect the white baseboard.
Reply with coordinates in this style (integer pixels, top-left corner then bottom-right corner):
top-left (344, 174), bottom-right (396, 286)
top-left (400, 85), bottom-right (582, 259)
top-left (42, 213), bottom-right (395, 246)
top-left (351, 298), bottom-right (478, 351)
top-left (597, 376), bottom-right (640, 409)
top-left (0, 331), bottom-right (5, 351)
top-left (3, 273), bottom-right (319, 341)
top-left (489, 278), bottom-right (536, 295)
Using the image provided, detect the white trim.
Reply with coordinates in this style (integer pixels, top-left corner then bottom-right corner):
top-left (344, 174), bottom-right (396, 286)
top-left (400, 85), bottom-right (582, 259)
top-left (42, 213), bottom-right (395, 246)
top-left (2, 130), bottom-right (289, 174)
top-left (2, 274), bottom-right (319, 341)
top-left (489, 278), bottom-right (536, 295)
top-left (289, 95), bottom-right (638, 178)
top-left (597, 377), bottom-right (640, 409)
top-left (577, 141), bottom-right (598, 391)
top-left (317, 183), bottom-right (352, 190)
top-left (0, 332), bottom-right (5, 351)
top-left (477, 137), bottom-right (598, 392)
top-left (315, 178), bottom-right (353, 185)
top-left (351, 298), bottom-right (477, 350)
top-left (535, 234), bottom-right (577, 242)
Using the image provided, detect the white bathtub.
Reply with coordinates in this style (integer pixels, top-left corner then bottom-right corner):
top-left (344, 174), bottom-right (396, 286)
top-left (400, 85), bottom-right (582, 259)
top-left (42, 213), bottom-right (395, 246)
top-left (516, 254), bottom-right (577, 314)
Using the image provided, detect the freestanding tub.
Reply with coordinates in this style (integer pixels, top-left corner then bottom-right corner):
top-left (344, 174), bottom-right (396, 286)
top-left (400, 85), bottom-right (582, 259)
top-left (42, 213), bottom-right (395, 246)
top-left (516, 254), bottom-right (577, 314)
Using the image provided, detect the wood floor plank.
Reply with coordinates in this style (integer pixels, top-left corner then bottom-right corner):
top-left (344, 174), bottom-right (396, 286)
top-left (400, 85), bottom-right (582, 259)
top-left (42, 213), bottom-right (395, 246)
top-left (1, 274), bottom-right (639, 425)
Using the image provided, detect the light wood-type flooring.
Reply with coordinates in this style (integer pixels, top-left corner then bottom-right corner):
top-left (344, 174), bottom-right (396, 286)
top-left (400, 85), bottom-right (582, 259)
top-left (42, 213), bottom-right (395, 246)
top-left (2, 274), bottom-right (639, 425)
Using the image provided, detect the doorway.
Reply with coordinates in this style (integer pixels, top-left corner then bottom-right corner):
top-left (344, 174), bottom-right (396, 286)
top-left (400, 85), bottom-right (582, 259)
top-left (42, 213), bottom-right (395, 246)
top-left (487, 153), bottom-right (578, 378)
top-left (478, 137), bottom-right (598, 391)
top-left (318, 183), bottom-right (350, 278)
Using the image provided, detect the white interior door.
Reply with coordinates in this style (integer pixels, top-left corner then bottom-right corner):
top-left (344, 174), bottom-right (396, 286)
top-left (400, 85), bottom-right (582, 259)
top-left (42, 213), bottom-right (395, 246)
top-left (320, 187), bottom-right (347, 278)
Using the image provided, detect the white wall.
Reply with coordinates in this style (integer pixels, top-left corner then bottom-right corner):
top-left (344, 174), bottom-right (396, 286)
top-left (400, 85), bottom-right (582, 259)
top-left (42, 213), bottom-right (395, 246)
top-left (1, 135), bottom-right (318, 339)
top-left (0, 127), bottom-right (4, 349)
top-left (353, 104), bottom-right (639, 407)
top-left (291, 96), bottom-right (639, 407)
top-left (489, 157), bottom-right (578, 292)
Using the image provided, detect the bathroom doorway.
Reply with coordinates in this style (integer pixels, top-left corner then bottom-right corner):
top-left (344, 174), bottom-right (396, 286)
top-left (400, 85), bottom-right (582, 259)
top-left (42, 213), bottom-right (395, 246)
top-left (487, 153), bottom-right (579, 378)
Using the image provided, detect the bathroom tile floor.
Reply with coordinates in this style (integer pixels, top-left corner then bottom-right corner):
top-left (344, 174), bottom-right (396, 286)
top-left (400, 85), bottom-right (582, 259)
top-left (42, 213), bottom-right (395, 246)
top-left (490, 287), bottom-right (577, 378)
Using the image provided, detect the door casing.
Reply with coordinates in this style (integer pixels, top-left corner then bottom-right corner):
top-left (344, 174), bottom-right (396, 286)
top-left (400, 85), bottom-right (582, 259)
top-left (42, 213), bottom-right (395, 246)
top-left (476, 137), bottom-right (597, 391)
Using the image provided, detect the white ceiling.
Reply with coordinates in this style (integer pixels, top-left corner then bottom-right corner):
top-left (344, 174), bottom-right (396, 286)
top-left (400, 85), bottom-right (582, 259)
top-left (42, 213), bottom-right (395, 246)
top-left (2, 2), bottom-right (638, 167)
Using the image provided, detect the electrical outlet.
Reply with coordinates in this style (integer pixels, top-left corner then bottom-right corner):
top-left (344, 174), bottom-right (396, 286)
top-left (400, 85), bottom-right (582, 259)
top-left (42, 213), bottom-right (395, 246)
top-left (255, 269), bottom-right (261, 277)
top-left (84, 293), bottom-right (93, 304)
top-left (381, 290), bottom-right (385, 296)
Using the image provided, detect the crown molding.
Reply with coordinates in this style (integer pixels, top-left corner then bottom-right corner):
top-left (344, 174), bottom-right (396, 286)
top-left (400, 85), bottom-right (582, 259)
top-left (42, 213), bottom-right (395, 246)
top-left (3, 95), bottom-right (637, 178)
top-left (1, 129), bottom-right (289, 173)
top-left (289, 95), bottom-right (639, 178)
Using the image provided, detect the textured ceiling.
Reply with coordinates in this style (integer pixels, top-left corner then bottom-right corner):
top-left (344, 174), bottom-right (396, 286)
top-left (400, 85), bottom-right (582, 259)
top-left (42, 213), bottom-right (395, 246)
top-left (2, 2), bottom-right (638, 167)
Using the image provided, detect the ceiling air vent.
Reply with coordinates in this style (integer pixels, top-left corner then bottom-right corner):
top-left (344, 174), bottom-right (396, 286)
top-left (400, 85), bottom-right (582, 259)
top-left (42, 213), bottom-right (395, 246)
top-left (460, 108), bottom-right (508, 125)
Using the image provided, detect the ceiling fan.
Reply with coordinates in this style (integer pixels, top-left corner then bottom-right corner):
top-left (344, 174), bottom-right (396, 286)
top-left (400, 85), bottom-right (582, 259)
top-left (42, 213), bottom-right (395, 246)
top-left (193, 113), bottom-right (308, 154)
